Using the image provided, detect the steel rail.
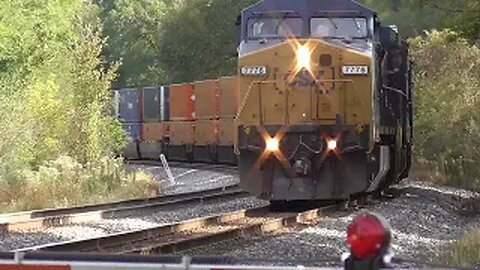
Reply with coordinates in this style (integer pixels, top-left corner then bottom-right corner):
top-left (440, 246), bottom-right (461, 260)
top-left (17, 204), bottom-right (337, 254)
top-left (1, 185), bottom-right (245, 232)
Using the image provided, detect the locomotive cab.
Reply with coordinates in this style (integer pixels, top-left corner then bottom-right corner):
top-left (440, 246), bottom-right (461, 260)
top-left (235, 0), bottom-right (412, 202)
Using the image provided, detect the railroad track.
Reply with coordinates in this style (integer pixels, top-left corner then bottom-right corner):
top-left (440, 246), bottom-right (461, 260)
top-left (16, 204), bottom-right (338, 254)
top-left (0, 185), bottom-right (246, 232)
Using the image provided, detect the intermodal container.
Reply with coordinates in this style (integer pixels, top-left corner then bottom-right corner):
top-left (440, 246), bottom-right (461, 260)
top-left (118, 88), bottom-right (141, 122)
top-left (218, 118), bottom-right (236, 146)
top-left (169, 83), bottom-right (195, 121)
top-left (195, 120), bottom-right (218, 145)
top-left (160, 86), bottom-right (170, 121)
top-left (169, 121), bottom-right (195, 145)
top-left (194, 80), bottom-right (219, 120)
top-left (219, 76), bottom-right (239, 118)
top-left (122, 122), bottom-right (141, 142)
top-left (142, 87), bottom-right (160, 122)
top-left (142, 123), bottom-right (166, 141)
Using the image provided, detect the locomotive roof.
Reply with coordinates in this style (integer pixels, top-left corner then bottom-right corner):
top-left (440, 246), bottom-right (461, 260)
top-left (242, 0), bottom-right (374, 18)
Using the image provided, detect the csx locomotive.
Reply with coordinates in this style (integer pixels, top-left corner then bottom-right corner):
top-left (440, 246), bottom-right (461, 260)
top-left (235, 0), bottom-right (413, 203)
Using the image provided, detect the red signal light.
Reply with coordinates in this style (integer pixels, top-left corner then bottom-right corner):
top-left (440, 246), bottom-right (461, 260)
top-left (346, 212), bottom-right (391, 260)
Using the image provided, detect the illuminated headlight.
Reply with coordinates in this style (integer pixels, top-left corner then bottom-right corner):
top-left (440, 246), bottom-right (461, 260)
top-left (241, 66), bottom-right (267, 76)
top-left (265, 138), bottom-right (279, 152)
top-left (296, 45), bottom-right (311, 70)
top-left (327, 140), bottom-right (337, 151)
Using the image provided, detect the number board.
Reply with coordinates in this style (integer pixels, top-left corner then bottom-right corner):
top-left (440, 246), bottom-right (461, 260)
top-left (342, 65), bottom-right (369, 75)
top-left (240, 66), bottom-right (267, 76)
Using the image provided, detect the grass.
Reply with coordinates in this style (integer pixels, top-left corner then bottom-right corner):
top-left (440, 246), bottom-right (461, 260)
top-left (446, 228), bottom-right (480, 268)
top-left (410, 159), bottom-right (480, 192)
top-left (0, 155), bottom-right (160, 213)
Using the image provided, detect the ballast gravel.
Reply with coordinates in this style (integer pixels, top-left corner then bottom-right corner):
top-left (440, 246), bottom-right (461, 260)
top-left (125, 163), bottom-right (239, 195)
top-left (0, 196), bottom-right (267, 251)
top-left (183, 180), bottom-right (480, 268)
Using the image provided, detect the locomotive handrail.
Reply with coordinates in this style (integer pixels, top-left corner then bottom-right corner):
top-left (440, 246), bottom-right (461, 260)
top-left (234, 80), bottom-right (277, 155)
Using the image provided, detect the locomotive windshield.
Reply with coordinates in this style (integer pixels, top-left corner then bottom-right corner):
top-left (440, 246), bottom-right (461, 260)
top-left (247, 17), bottom-right (302, 38)
top-left (310, 17), bottom-right (368, 38)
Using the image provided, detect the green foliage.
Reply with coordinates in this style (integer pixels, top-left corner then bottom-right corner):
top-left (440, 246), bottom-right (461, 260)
top-left (356, 0), bottom-right (480, 42)
top-left (102, 0), bottom-right (170, 87)
top-left (358, 0), bottom-right (443, 37)
top-left (410, 29), bottom-right (480, 191)
top-left (414, 0), bottom-right (480, 43)
top-left (0, 0), bottom-right (155, 211)
top-left (157, 0), bottom-right (257, 83)
top-left (0, 0), bottom-right (124, 164)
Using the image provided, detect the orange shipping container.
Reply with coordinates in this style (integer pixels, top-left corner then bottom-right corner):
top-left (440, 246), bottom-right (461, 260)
top-left (169, 83), bottom-right (195, 121)
top-left (195, 120), bottom-right (218, 145)
top-left (194, 80), bottom-right (219, 120)
top-left (142, 123), bottom-right (166, 141)
top-left (219, 76), bottom-right (239, 118)
top-left (219, 118), bottom-right (236, 146)
top-left (169, 121), bottom-right (195, 145)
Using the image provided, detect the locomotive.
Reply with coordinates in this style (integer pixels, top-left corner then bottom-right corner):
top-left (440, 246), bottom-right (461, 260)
top-left (235, 0), bottom-right (413, 202)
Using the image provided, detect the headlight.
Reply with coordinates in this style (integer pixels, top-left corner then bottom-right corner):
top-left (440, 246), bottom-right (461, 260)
top-left (327, 139), bottom-right (337, 151)
top-left (296, 45), bottom-right (311, 71)
top-left (265, 137), bottom-right (280, 152)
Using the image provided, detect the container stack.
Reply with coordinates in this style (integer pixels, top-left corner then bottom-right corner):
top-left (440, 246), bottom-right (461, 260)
top-left (194, 79), bottom-right (220, 163)
top-left (117, 88), bottom-right (142, 159)
top-left (218, 76), bottom-right (239, 165)
top-left (139, 86), bottom-right (169, 160)
top-left (168, 83), bottom-right (196, 161)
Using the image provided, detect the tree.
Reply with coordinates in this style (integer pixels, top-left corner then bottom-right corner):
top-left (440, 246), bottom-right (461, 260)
top-left (410, 30), bottom-right (480, 190)
top-left (358, 0), bottom-right (443, 37)
top-left (157, 0), bottom-right (258, 83)
top-left (101, 0), bottom-right (169, 88)
top-left (101, 0), bottom-right (258, 86)
top-left (0, 0), bottom-right (123, 168)
top-left (415, 0), bottom-right (480, 43)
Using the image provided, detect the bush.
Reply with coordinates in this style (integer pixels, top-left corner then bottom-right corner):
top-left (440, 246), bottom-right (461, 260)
top-left (0, 156), bottom-right (159, 212)
top-left (410, 30), bottom-right (480, 191)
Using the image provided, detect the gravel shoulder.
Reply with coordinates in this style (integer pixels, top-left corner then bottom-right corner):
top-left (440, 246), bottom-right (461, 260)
top-left (182, 180), bottom-right (480, 268)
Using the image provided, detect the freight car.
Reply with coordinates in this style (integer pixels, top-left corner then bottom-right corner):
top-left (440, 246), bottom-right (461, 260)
top-left (115, 0), bottom-right (413, 204)
top-left (115, 77), bottom-right (240, 166)
top-left (235, 0), bottom-right (413, 203)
